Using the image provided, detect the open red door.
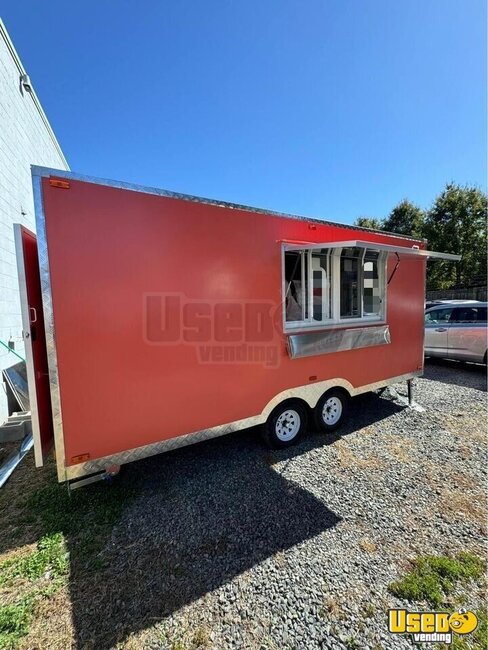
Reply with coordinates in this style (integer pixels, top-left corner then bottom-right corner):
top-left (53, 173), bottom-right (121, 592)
top-left (14, 224), bottom-right (54, 466)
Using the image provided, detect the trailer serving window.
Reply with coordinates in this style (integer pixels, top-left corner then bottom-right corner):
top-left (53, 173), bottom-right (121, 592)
top-left (284, 245), bottom-right (387, 330)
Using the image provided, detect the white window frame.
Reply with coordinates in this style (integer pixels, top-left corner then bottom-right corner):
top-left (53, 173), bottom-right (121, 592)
top-left (283, 245), bottom-right (388, 333)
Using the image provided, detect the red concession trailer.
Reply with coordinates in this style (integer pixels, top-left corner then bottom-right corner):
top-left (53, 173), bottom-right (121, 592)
top-left (15, 167), bottom-right (460, 487)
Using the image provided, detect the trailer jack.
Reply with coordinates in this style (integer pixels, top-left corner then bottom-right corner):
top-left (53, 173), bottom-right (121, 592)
top-left (378, 379), bottom-right (424, 413)
top-left (400, 378), bottom-right (424, 412)
top-left (407, 378), bottom-right (413, 406)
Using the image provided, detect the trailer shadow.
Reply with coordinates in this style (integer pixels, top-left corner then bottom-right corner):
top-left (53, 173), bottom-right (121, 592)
top-left (0, 391), bottom-right (404, 649)
top-left (66, 391), bottom-right (403, 648)
top-left (68, 437), bottom-right (340, 648)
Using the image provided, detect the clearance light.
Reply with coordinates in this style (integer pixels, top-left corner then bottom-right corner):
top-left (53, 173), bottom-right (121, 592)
top-left (49, 178), bottom-right (70, 189)
top-left (71, 453), bottom-right (90, 464)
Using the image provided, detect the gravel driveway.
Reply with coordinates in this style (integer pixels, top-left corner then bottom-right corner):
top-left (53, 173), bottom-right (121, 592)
top-left (71, 360), bottom-right (486, 650)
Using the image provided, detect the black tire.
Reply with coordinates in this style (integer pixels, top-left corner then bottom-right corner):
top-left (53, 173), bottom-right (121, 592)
top-left (314, 388), bottom-right (349, 433)
top-left (263, 401), bottom-right (308, 449)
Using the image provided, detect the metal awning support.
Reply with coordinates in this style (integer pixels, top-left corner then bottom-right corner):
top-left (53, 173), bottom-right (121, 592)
top-left (387, 252), bottom-right (401, 285)
top-left (281, 239), bottom-right (461, 261)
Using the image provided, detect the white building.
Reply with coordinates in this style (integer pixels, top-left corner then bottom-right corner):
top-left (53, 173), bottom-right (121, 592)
top-left (0, 18), bottom-right (69, 420)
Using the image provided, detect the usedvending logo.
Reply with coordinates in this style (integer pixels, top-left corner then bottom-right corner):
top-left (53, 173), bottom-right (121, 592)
top-left (389, 608), bottom-right (478, 644)
top-left (143, 293), bottom-right (281, 367)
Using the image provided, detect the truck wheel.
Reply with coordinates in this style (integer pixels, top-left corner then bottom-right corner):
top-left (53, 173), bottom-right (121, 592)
top-left (263, 401), bottom-right (308, 449)
top-left (314, 389), bottom-right (349, 432)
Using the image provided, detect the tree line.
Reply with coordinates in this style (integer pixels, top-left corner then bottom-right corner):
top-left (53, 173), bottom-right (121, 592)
top-left (354, 183), bottom-right (487, 291)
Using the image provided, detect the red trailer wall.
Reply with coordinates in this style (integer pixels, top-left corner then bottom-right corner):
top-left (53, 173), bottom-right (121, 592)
top-left (41, 178), bottom-right (425, 467)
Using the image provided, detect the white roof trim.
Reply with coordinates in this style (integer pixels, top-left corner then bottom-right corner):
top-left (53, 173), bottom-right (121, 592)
top-left (282, 239), bottom-right (461, 261)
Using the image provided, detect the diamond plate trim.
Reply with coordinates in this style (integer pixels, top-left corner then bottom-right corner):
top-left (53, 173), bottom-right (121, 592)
top-left (33, 173), bottom-right (67, 482)
top-left (64, 371), bottom-right (421, 482)
top-left (65, 415), bottom-right (265, 480)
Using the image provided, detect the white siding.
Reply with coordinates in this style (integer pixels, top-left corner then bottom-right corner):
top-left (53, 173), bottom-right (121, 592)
top-left (0, 19), bottom-right (68, 420)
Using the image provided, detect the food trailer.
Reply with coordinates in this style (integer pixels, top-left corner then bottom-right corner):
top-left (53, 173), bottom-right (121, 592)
top-left (14, 166), bottom-right (460, 487)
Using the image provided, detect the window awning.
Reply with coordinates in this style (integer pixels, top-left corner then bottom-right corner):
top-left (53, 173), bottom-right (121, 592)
top-left (281, 239), bottom-right (461, 261)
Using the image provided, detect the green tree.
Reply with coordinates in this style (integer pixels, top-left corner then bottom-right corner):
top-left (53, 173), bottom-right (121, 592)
top-left (423, 183), bottom-right (487, 290)
top-left (383, 199), bottom-right (425, 238)
top-left (353, 216), bottom-right (382, 230)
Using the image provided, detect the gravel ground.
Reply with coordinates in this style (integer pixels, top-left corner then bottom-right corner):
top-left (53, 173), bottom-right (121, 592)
top-left (67, 360), bottom-right (486, 649)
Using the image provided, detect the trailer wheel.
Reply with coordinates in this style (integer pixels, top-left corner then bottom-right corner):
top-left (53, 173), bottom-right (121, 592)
top-left (263, 401), bottom-right (308, 449)
top-left (314, 389), bottom-right (349, 432)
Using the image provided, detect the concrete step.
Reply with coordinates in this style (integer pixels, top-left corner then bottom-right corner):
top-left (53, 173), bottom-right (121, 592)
top-left (0, 412), bottom-right (32, 442)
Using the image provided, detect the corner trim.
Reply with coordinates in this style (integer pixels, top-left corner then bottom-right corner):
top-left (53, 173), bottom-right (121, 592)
top-left (32, 172), bottom-right (67, 482)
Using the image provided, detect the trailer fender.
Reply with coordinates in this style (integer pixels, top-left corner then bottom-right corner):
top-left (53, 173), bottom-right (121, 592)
top-left (259, 378), bottom-right (354, 420)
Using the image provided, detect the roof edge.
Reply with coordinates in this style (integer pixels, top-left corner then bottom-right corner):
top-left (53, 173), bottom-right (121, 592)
top-left (31, 165), bottom-right (424, 243)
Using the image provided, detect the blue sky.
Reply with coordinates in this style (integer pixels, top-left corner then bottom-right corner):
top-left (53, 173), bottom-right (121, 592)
top-left (2, 0), bottom-right (486, 223)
